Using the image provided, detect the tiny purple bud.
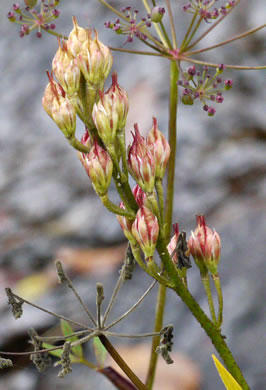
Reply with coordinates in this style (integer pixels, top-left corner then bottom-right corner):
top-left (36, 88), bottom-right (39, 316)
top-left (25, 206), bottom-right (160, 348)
top-left (216, 95), bottom-right (224, 103)
top-left (207, 106), bottom-right (216, 116)
top-left (224, 79), bottom-right (233, 90)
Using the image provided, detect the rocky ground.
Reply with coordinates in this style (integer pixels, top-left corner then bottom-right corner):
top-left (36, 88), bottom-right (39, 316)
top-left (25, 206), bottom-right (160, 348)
top-left (0, 1), bottom-right (265, 389)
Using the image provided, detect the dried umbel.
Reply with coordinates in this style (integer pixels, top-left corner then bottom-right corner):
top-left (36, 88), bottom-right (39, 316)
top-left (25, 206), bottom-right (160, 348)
top-left (131, 206), bottom-right (159, 258)
top-left (92, 73), bottom-right (129, 147)
top-left (128, 124), bottom-right (155, 194)
top-left (79, 140), bottom-right (113, 196)
top-left (188, 215), bottom-right (221, 275)
top-left (147, 117), bottom-right (170, 179)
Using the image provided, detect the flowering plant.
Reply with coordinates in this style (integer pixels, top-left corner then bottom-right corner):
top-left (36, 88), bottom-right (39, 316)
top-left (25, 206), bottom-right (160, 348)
top-left (2, 1), bottom-right (265, 389)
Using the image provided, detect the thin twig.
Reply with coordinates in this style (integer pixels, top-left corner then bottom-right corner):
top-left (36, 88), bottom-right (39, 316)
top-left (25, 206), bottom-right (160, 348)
top-left (102, 266), bottom-right (126, 327)
top-left (105, 280), bottom-right (157, 330)
top-left (165, 0), bottom-right (177, 49)
top-left (179, 57), bottom-right (266, 70)
top-left (11, 293), bottom-right (92, 330)
top-left (104, 331), bottom-right (161, 339)
top-left (109, 46), bottom-right (165, 57)
top-left (186, 24), bottom-right (266, 56)
top-left (36, 329), bottom-right (90, 342)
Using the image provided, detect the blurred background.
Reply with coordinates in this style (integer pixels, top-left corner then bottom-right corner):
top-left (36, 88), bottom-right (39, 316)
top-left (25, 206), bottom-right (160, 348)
top-left (0, 1), bottom-right (265, 389)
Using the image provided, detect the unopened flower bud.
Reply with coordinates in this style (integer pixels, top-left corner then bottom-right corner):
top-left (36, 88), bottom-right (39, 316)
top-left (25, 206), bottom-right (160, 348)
top-left (147, 117), bottom-right (170, 179)
top-left (24, 0), bottom-right (38, 8)
top-left (80, 128), bottom-right (93, 151)
top-left (181, 93), bottom-right (194, 105)
top-left (128, 124), bottom-right (155, 193)
top-left (188, 215), bottom-right (221, 275)
top-left (77, 30), bottom-right (112, 85)
top-left (92, 73), bottom-right (128, 146)
top-left (67, 17), bottom-right (89, 57)
top-left (52, 40), bottom-right (80, 96)
top-left (133, 185), bottom-right (149, 208)
top-left (116, 202), bottom-right (137, 244)
top-left (224, 79), bottom-right (233, 90)
top-left (79, 140), bottom-right (113, 196)
top-left (132, 206), bottom-right (159, 258)
top-left (42, 72), bottom-right (76, 138)
top-left (150, 6), bottom-right (165, 23)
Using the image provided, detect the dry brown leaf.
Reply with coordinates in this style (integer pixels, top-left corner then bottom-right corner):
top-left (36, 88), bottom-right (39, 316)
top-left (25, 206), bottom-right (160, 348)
top-left (55, 243), bottom-right (127, 275)
top-left (106, 343), bottom-right (201, 390)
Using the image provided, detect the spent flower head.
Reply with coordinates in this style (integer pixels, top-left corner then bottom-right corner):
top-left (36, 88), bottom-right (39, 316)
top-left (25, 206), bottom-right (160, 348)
top-left (7, 0), bottom-right (60, 38)
top-left (178, 65), bottom-right (232, 116)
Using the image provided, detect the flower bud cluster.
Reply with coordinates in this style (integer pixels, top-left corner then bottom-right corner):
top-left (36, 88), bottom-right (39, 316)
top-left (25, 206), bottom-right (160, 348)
top-left (128, 119), bottom-right (170, 193)
top-left (183, 0), bottom-right (236, 22)
top-left (43, 17), bottom-right (113, 135)
top-left (178, 65), bottom-right (233, 116)
top-left (7, 1), bottom-right (60, 38)
top-left (104, 6), bottom-right (164, 44)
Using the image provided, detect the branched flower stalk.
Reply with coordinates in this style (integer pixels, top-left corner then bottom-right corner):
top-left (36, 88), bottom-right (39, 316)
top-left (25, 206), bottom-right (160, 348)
top-left (3, 1), bottom-right (265, 389)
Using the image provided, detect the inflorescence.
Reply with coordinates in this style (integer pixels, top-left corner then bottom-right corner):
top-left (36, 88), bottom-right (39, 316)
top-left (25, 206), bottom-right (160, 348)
top-left (104, 6), bottom-right (165, 44)
top-left (183, 0), bottom-right (236, 22)
top-left (178, 64), bottom-right (233, 116)
top-left (7, 0), bottom-right (61, 38)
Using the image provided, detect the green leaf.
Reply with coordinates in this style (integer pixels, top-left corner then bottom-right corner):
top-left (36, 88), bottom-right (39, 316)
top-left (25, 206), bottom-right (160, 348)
top-left (60, 320), bottom-right (83, 359)
top-left (93, 337), bottom-right (107, 368)
top-left (43, 343), bottom-right (63, 358)
top-left (212, 355), bottom-right (242, 390)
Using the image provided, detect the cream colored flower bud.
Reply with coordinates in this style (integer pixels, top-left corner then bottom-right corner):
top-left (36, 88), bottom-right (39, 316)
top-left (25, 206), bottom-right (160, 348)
top-left (67, 16), bottom-right (89, 57)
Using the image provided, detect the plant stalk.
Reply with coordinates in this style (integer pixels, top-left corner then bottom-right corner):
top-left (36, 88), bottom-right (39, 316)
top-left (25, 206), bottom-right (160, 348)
top-left (99, 335), bottom-right (148, 390)
top-left (145, 60), bottom-right (179, 389)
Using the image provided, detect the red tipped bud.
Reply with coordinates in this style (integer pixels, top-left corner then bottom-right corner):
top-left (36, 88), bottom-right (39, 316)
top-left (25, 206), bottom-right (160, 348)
top-left (79, 141), bottom-right (113, 196)
top-left (42, 73), bottom-right (76, 138)
top-left (188, 215), bottom-right (221, 275)
top-left (131, 206), bottom-right (159, 258)
top-left (116, 202), bottom-right (137, 244)
top-left (167, 223), bottom-right (179, 262)
top-left (147, 117), bottom-right (170, 179)
top-left (92, 73), bottom-right (128, 146)
top-left (128, 124), bottom-right (155, 193)
top-left (77, 30), bottom-right (112, 85)
top-left (80, 128), bottom-right (93, 151)
top-left (67, 17), bottom-right (89, 57)
top-left (132, 185), bottom-right (149, 208)
top-left (52, 41), bottom-right (81, 96)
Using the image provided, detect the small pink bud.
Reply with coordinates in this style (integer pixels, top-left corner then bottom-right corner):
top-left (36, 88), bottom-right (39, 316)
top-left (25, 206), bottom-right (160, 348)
top-left (80, 128), bottom-right (93, 151)
top-left (127, 124), bottom-right (155, 193)
top-left (92, 73), bottom-right (128, 146)
top-left (147, 117), bottom-right (170, 179)
top-left (132, 185), bottom-right (148, 208)
top-left (167, 223), bottom-right (179, 262)
top-left (132, 206), bottom-right (159, 258)
top-left (42, 72), bottom-right (76, 138)
top-left (116, 202), bottom-right (137, 244)
top-left (150, 6), bottom-right (165, 23)
top-left (52, 40), bottom-right (81, 96)
top-left (188, 215), bottom-right (221, 275)
top-left (79, 140), bottom-right (113, 196)
top-left (67, 17), bottom-right (89, 57)
top-left (77, 30), bottom-right (112, 85)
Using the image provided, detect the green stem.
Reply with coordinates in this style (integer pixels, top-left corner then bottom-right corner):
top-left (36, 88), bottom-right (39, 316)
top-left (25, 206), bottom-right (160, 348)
top-left (100, 194), bottom-right (135, 219)
top-left (212, 274), bottom-right (223, 329)
top-left (142, 0), bottom-right (169, 48)
top-left (145, 283), bottom-right (167, 389)
top-left (164, 61), bottom-right (179, 238)
top-left (182, 16), bottom-right (203, 50)
top-left (156, 238), bottom-right (250, 390)
top-left (180, 56), bottom-right (266, 70)
top-left (201, 274), bottom-right (217, 326)
top-left (99, 335), bottom-right (148, 390)
top-left (145, 61), bottom-right (179, 389)
top-left (67, 135), bottom-right (90, 153)
top-left (180, 12), bottom-right (198, 49)
top-left (155, 179), bottom-right (164, 225)
top-left (165, 0), bottom-right (177, 49)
